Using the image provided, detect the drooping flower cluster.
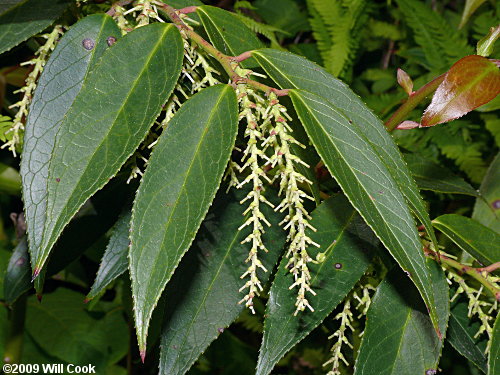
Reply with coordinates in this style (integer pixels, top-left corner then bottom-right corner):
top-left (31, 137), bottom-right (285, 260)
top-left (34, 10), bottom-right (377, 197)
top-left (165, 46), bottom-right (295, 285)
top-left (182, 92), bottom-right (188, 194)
top-left (235, 68), bottom-right (274, 313)
top-left (322, 281), bottom-right (375, 374)
top-left (2, 26), bottom-right (63, 156)
top-left (232, 68), bottom-right (319, 314)
top-left (323, 299), bottom-right (355, 375)
top-left (448, 270), bottom-right (499, 353)
top-left (262, 93), bottom-right (319, 314)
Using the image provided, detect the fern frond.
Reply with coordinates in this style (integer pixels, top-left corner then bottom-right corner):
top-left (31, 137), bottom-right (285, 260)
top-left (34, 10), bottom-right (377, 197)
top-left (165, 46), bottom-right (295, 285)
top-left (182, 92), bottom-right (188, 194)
top-left (310, 0), bottom-right (341, 27)
top-left (483, 114), bottom-right (500, 147)
top-left (307, 0), bottom-right (368, 77)
top-left (368, 19), bottom-right (403, 40)
top-left (430, 125), bottom-right (488, 183)
top-left (234, 1), bottom-right (256, 11)
top-left (396, 0), bottom-right (473, 71)
top-left (234, 13), bottom-right (283, 46)
top-left (308, 4), bottom-right (333, 63)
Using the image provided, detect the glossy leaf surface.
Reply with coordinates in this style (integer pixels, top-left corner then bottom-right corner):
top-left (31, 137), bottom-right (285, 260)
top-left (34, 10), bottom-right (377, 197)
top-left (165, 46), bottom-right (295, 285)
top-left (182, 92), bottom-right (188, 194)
top-left (21, 14), bottom-right (121, 279)
top-left (422, 55), bottom-right (500, 127)
top-left (473, 153), bottom-right (500, 233)
top-left (432, 214), bottom-right (500, 266)
top-left (448, 298), bottom-right (487, 372)
top-left (256, 195), bottom-right (375, 375)
top-left (87, 211), bottom-right (131, 301)
top-left (130, 85), bottom-right (238, 354)
top-left (28, 23), bottom-right (183, 275)
top-left (290, 89), bottom-right (440, 333)
top-left (0, 0), bottom-right (71, 55)
top-left (252, 48), bottom-right (438, 269)
top-left (404, 153), bottom-right (479, 196)
top-left (197, 5), bottom-right (263, 67)
top-left (160, 188), bottom-right (286, 375)
top-left (354, 261), bottom-right (449, 375)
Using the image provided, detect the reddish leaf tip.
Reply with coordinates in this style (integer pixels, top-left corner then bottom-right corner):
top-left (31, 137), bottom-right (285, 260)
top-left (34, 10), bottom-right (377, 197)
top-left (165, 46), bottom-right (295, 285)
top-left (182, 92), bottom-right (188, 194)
top-left (422, 55), bottom-right (500, 127)
top-left (36, 294), bottom-right (43, 303)
top-left (83, 297), bottom-right (90, 304)
top-left (31, 268), bottom-right (41, 282)
top-left (140, 349), bottom-right (146, 363)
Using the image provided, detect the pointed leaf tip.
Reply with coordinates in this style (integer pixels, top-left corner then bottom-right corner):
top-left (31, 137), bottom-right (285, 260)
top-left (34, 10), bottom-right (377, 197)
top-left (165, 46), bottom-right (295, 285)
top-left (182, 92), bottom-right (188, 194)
top-left (130, 85), bottom-right (238, 361)
top-left (31, 268), bottom-right (41, 281)
top-left (422, 55), bottom-right (500, 127)
top-left (140, 350), bottom-right (146, 364)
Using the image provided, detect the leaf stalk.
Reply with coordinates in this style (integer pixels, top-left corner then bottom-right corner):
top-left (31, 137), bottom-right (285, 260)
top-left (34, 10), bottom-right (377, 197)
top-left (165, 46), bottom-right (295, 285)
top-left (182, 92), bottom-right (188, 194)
top-left (384, 73), bottom-right (445, 131)
top-left (155, 2), bottom-right (289, 97)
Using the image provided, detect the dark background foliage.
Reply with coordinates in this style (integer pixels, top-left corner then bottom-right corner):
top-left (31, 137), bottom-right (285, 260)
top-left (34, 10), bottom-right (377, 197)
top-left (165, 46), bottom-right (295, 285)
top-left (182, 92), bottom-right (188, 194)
top-left (0, 0), bottom-right (498, 374)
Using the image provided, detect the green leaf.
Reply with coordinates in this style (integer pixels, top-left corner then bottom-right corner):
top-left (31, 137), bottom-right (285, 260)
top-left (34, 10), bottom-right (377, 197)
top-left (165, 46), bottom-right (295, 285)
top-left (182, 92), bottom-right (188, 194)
top-left (448, 298), bottom-right (487, 373)
top-left (403, 153), bottom-right (479, 197)
top-left (395, 0), bottom-right (472, 70)
top-left (432, 214), bottom-right (500, 266)
top-left (422, 56), bottom-right (500, 127)
top-left (0, 0), bottom-right (71, 55)
top-left (197, 5), bottom-right (263, 67)
top-left (253, 0), bottom-right (310, 36)
top-left (290, 88), bottom-right (441, 334)
top-left (3, 238), bottom-right (30, 305)
top-left (86, 211), bottom-right (131, 301)
top-left (460, 0), bottom-right (488, 29)
top-left (27, 23), bottom-right (183, 275)
top-left (256, 195), bottom-right (375, 375)
top-left (25, 288), bottom-right (128, 370)
top-left (21, 14), bottom-right (122, 277)
top-left (159, 188), bottom-right (286, 375)
top-left (0, 162), bottom-right (21, 195)
top-left (130, 84), bottom-right (238, 356)
top-left (473, 152), bottom-right (500, 234)
top-left (252, 48), bottom-right (439, 279)
top-left (28, 180), bottom-right (129, 298)
top-left (354, 261), bottom-right (449, 375)
top-left (490, 313), bottom-right (500, 375)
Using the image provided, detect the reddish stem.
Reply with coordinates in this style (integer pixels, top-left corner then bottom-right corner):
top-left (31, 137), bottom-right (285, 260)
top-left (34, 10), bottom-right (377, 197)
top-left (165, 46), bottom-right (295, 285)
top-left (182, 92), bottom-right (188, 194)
top-left (385, 73), bottom-right (446, 131)
top-left (178, 6), bottom-right (198, 14)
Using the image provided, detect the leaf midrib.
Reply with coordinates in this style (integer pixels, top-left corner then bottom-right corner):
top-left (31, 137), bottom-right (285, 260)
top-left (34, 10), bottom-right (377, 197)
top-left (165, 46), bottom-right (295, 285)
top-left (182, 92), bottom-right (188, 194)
top-left (25, 15), bottom-right (117, 262)
top-left (134, 87), bottom-right (230, 345)
top-left (40, 25), bottom-right (173, 269)
top-left (292, 91), bottom-right (438, 331)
